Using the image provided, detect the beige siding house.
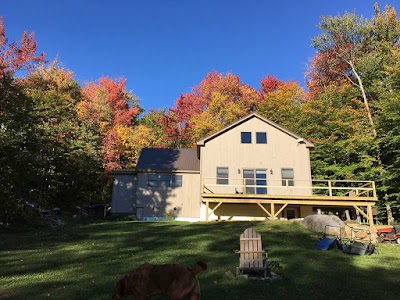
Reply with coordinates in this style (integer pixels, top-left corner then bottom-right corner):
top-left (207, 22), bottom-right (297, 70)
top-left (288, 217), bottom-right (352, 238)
top-left (111, 113), bottom-right (377, 223)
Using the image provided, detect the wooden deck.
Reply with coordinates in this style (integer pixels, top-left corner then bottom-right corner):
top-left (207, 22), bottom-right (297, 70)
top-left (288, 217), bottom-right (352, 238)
top-left (201, 178), bottom-right (378, 224)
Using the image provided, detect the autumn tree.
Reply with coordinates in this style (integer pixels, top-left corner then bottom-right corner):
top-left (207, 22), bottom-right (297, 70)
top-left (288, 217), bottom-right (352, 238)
top-left (140, 109), bottom-right (169, 147)
top-left (78, 77), bottom-right (142, 172)
top-left (257, 75), bottom-right (306, 131)
top-left (309, 4), bottom-right (400, 138)
top-left (20, 61), bottom-right (109, 209)
top-left (307, 4), bottom-right (400, 222)
top-left (0, 17), bottom-right (44, 79)
top-left (161, 71), bottom-right (259, 147)
top-left (0, 17), bottom-right (45, 224)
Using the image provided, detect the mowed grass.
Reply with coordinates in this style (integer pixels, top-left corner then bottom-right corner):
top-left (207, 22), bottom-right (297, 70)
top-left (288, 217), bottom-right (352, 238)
top-left (1, 219), bottom-right (399, 300)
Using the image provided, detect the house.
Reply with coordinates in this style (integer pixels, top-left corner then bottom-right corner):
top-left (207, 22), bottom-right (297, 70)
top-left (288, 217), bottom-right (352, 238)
top-left (111, 113), bottom-right (377, 224)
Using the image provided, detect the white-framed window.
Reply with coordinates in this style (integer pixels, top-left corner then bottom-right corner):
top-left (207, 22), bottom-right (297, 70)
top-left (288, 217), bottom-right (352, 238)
top-left (147, 174), bottom-right (183, 187)
top-left (216, 167), bottom-right (229, 185)
top-left (281, 168), bottom-right (294, 186)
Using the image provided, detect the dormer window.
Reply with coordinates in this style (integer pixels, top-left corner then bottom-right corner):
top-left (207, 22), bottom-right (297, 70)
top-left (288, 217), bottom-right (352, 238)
top-left (241, 132), bottom-right (252, 144)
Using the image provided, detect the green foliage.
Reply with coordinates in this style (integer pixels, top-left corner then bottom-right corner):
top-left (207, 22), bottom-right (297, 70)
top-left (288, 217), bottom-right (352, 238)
top-left (0, 75), bottom-right (42, 224)
top-left (307, 4), bottom-right (400, 215)
top-left (298, 84), bottom-right (379, 180)
top-left (21, 62), bottom-right (107, 210)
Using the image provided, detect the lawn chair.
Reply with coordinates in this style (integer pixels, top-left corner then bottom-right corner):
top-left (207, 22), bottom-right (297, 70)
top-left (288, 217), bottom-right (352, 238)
top-left (235, 228), bottom-right (270, 278)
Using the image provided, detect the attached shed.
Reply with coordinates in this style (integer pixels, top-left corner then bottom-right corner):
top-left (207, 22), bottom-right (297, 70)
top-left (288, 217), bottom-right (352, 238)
top-left (111, 169), bottom-right (137, 214)
top-left (112, 148), bottom-right (201, 220)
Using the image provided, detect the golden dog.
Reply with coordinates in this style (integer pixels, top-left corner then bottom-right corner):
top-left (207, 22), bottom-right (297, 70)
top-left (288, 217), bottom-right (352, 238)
top-left (112, 261), bottom-right (207, 300)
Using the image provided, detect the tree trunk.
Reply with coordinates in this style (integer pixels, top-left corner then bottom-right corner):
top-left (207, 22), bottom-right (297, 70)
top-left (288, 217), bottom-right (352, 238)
top-left (349, 61), bottom-right (377, 138)
top-left (385, 195), bottom-right (395, 225)
top-left (349, 61), bottom-right (394, 224)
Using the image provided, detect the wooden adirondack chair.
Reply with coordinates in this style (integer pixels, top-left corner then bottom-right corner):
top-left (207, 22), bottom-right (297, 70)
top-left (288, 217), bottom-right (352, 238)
top-left (235, 228), bottom-right (269, 278)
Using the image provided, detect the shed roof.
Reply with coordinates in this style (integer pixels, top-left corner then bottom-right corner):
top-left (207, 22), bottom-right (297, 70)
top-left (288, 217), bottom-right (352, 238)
top-left (136, 148), bottom-right (200, 172)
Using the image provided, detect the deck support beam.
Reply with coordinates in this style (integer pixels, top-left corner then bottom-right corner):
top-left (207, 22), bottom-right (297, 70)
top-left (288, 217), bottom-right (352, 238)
top-left (256, 202), bottom-right (272, 219)
top-left (274, 203), bottom-right (288, 219)
top-left (206, 201), bottom-right (223, 223)
top-left (352, 205), bottom-right (374, 226)
top-left (271, 203), bottom-right (275, 220)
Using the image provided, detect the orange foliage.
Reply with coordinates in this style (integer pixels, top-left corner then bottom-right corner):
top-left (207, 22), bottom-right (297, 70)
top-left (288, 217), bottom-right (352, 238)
top-left (78, 77), bottom-right (140, 172)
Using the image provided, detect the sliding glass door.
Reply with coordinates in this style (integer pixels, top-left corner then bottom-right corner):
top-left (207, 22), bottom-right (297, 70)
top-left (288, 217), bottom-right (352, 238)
top-left (243, 169), bottom-right (267, 194)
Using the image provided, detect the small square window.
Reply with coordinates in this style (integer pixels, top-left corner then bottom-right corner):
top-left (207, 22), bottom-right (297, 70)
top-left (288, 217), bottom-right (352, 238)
top-left (241, 132), bottom-right (251, 144)
top-left (256, 132), bottom-right (267, 144)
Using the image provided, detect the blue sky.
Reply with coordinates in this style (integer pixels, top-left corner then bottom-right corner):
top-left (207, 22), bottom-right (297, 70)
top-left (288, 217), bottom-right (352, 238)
top-left (1, 1), bottom-right (398, 112)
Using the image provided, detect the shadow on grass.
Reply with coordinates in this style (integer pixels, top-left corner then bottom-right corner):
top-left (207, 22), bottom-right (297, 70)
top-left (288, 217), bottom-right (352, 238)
top-left (1, 220), bottom-right (400, 299)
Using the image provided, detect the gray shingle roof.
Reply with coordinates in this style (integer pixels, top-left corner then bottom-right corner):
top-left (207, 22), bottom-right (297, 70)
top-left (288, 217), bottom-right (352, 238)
top-left (136, 148), bottom-right (200, 172)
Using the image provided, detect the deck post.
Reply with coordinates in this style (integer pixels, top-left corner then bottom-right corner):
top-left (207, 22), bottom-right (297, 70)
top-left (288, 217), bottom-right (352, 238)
top-left (328, 180), bottom-right (332, 196)
top-left (367, 205), bottom-right (377, 243)
top-left (372, 181), bottom-right (377, 198)
top-left (270, 203), bottom-right (275, 221)
top-left (367, 205), bottom-right (374, 226)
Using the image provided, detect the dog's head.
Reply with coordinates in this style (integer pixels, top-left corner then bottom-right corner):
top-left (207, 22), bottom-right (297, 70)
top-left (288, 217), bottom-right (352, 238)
top-left (111, 276), bottom-right (126, 300)
top-left (112, 275), bottom-right (137, 300)
top-left (112, 264), bottom-right (152, 300)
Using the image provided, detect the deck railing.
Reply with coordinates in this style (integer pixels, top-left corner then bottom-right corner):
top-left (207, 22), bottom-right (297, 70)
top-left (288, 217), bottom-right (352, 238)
top-left (201, 177), bottom-right (377, 198)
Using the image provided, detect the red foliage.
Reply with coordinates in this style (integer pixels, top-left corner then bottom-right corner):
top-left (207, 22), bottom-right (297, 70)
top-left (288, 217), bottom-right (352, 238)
top-left (0, 17), bottom-right (45, 78)
top-left (259, 75), bottom-right (284, 94)
top-left (306, 38), bottom-right (354, 97)
top-left (101, 130), bottom-right (121, 171)
top-left (197, 71), bottom-right (241, 100)
top-left (81, 77), bottom-right (139, 128)
top-left (159, 71), bottom-right (259, 146)
top-left (80, 77), bottom-right (140, 172)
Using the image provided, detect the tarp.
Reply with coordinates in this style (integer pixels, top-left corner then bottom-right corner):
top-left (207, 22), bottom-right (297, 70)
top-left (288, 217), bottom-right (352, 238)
top-left (315, 237), bottom-right (341, 250)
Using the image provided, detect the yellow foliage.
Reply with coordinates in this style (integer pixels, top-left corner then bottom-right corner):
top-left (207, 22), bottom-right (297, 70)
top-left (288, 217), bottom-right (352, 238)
top-left (115, 124), bottom-right (156, 168)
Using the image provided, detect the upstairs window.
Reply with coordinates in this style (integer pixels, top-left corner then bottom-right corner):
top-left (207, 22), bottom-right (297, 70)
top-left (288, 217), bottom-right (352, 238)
top-left (241, 132), bottom-right (252, 144)
top-left (217, 167), bottom-right (229, 185)
top-left (256, 132), bottom-right (267, 144)
top-left (281, 168), bottom-right (294, 186)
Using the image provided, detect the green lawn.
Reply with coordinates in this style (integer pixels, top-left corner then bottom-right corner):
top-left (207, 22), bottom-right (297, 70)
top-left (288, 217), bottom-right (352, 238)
top-left (1, 219), bottom-right (399, 300)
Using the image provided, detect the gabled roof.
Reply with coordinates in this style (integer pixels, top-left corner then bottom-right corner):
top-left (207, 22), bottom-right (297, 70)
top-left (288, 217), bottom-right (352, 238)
top-left (136, 148), bottom-right (200, 172)
top-left (196, 113), bottom-right (314, 148)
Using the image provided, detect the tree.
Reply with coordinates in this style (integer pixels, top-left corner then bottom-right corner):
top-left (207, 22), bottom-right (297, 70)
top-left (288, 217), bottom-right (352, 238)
top-left (161, 71), bottom-right (259, 147)
top-left (0, 17), bottom-right (44, 79)
top-left (0, 17), bottom-right (45, 224)
top-left (140, 109), bottom-right (170, 147)
top-left (78, 77), bottom-right (142, 172)
top-left (309, 10), bottom-right (377, 135)
top-left (299, 84), bottom-right (379, 181)
top-left (257, 76), bottom-right (305, 131)
top-left (22, 61), bottom-right (107, 209)
top-left (307, 4), bottom-right (400, 223)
